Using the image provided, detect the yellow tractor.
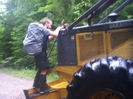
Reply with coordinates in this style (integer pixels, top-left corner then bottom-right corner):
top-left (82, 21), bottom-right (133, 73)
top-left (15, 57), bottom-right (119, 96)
top-left (24, 0), bottom-right (133, 99)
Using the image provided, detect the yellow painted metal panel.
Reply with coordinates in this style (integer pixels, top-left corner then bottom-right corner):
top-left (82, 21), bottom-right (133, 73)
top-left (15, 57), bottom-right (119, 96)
top-left (33, 91), bottom-right (60, 99)
top-left (107, 28), bottom-right (133, 60)
top-left (76, 32), bottom-right (107, 66)
top-left (47, 66), bottom-right (81, 75)
top-left (48, 79), bottom-right (69, 89)
top-left (47, 66), bottom-right (81, 83)
top-left (24, 79), bottom-right (68, 99)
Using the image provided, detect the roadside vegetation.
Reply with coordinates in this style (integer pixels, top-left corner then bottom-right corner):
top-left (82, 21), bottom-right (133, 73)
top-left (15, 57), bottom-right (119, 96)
top-left (0, 66), bottom-right (36, 80)
top-left (0, 66), bottom-right (60, 82)
top-left (0, 0), bottom-right (133, 81)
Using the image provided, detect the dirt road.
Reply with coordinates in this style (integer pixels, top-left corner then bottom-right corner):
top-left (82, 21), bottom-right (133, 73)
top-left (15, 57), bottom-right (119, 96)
top-left (0, 71), bottom-right (33, 99)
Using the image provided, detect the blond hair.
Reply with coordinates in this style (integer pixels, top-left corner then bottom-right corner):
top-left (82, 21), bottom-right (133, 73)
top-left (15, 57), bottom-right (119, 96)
top-left (42, 18), bottom-right (52, 26)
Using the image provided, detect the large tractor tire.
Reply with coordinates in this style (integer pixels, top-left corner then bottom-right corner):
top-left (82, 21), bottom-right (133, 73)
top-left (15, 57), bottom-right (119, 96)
top-left (66, 56), bottom-right (133, 99)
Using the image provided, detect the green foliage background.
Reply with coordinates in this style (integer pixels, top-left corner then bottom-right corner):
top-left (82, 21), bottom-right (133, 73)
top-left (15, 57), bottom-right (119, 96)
top-left (0, 0), bottom-right (133, 69)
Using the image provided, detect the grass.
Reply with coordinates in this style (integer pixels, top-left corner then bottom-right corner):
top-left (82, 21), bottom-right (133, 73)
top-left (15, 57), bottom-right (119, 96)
top-left (0, 66), bottom-right (60, 82)
top-left (0, 67), bottom-right (36, 80)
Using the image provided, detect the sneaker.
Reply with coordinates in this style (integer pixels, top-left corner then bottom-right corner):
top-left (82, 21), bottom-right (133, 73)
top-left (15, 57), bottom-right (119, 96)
top-left (40, 88), bottom-right (52, 94)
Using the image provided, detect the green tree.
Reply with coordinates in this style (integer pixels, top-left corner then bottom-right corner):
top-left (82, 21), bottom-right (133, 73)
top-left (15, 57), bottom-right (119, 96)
top-left (0, 0), bottom-right (132, 69)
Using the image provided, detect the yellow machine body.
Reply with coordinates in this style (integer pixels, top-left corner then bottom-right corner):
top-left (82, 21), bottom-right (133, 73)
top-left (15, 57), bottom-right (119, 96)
top-left (24, 27), bottom-right (133, 99)
top-left (24, 0), bottom-right (133, 98)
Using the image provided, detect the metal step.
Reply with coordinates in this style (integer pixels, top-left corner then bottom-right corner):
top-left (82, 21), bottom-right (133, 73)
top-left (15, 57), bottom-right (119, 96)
top-left (23, 79), bottom-right (68, 99)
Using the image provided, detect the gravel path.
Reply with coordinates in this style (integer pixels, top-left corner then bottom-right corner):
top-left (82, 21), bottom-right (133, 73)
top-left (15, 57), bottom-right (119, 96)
top-left (0, 71), bottom-right (33, 99)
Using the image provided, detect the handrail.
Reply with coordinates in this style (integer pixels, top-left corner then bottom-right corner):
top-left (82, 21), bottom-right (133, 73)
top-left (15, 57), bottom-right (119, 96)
top-left (62, 0), bottom-right (116, 35)
top-left (99, 0), bottom-right (132, 23)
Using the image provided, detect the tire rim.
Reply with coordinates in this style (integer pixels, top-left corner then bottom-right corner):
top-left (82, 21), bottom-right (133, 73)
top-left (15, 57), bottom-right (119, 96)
top-left (87, 89), bottom-right (125, 99)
